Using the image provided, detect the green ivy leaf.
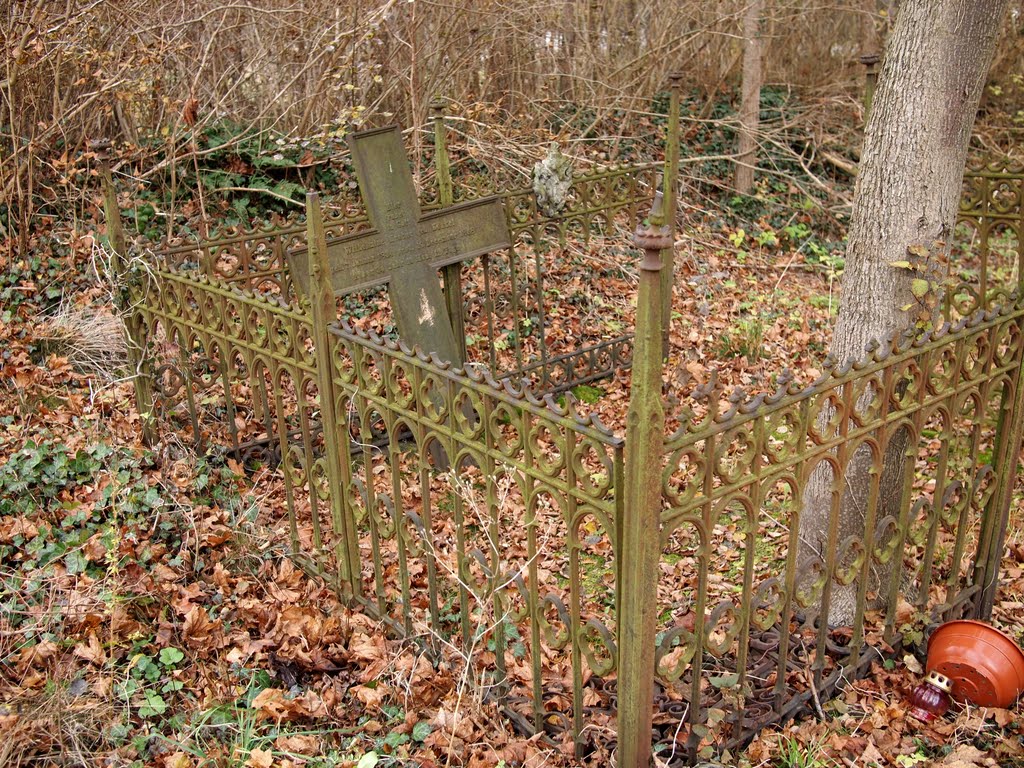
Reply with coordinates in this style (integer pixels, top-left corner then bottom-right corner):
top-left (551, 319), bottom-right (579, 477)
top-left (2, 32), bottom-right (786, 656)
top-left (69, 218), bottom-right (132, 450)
top-left (64, 550), bottom-right (87, 575)
top-left (383, 731), bottom-right (409, 748)
top-left (143, 486), bottom-right (163, 509)
top-left (709, 672), bottom-right (740, 689)
top-left (411, 721), bottom-right (432, 742)
top-left (911, 278), bottom-right (930, 298)
top-left (159, 647), bottom-right (184, 667)
top-left (271, 180), bottom-right (304, 201)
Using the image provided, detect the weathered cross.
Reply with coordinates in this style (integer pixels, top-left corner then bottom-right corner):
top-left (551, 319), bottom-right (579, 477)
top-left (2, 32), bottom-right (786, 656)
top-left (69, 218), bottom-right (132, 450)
top-left (290, 126), bottom-right (511, 364)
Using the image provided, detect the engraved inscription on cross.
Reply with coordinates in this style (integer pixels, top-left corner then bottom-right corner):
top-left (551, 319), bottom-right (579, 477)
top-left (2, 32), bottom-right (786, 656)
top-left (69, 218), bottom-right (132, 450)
top-left (290, 126), bottom-right (511, 365)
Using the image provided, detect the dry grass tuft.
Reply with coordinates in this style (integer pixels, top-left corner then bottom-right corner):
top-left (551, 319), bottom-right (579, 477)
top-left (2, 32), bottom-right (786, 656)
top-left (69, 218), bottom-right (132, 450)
top-left (0, 565), bottom-right (123, 768)
top-left (35, 303), bottom-right (129, 381)
top-left (0, 683), bottom-right (117, 768)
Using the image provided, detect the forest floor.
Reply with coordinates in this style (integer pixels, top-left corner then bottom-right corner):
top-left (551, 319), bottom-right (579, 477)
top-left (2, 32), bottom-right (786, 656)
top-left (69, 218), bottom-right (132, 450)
top-left (3, 105), bottom-right (1024, 768)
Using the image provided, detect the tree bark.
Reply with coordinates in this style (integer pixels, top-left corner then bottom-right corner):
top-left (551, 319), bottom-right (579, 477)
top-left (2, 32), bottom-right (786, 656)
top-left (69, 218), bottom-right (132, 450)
top-left (799, 0), bottom-right (1010, 625)
top-left (734, 0), bottom-right (764, 195)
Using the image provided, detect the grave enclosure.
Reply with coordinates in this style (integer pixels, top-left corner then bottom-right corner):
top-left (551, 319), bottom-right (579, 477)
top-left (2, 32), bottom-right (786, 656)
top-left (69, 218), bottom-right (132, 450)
top-left (104, 85), bottom-right (1024, 766)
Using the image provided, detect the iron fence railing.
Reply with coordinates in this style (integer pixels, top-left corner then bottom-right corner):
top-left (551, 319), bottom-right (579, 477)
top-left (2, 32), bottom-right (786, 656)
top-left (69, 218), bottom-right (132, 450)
top-left (955, 158), bottom-right (1024, 309)
top-left (133, 217), bottom-right (628, 754)
top-left (656, 298), bottom-right (1024, 758)
top-left (152, 144), bottom-right (655, 396)
top-left (108, 114), bottom-right (1024, 765)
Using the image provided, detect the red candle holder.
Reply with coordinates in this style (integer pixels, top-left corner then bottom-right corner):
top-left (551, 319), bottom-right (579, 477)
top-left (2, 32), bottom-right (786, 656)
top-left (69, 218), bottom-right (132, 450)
top-left (908, 669), bottom-right (953, 723)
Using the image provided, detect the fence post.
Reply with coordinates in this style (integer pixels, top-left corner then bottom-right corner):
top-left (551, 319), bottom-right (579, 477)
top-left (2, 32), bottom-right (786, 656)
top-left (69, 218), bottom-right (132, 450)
top-left (306, 192), bottom-right (360, 599)
top-left (617, 192), bottom-right (672, 768)
top-left (99, 147), bottom-right (157, 447)
top-left (1018, 193), bottom-right (1024, 296)
top-left (432, 98), bottom-right (467, 364)
top-left (977, 323), bottom-right (1024, 616)
top-left (860, 53), bottom-right (881, 119)
top-left (660, 73), bottom-right (681, 360)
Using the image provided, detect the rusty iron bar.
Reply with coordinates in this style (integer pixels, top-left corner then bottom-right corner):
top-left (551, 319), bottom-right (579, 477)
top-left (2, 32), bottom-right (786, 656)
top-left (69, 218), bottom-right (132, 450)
top-left (97, 142), bottom-right (157, 447)
top-left (306, 191), bottom-right (362, 598)
top-left (499, 335), bottom-right (634, 394)
top-left (860, 53), bottom-right (881, 119)
top-left (956, 158), bottom-right (1024, 314)
top-left (977, 328), bottom-right (1024, 617)
top-left (617, 191), bottom-right (673, 768)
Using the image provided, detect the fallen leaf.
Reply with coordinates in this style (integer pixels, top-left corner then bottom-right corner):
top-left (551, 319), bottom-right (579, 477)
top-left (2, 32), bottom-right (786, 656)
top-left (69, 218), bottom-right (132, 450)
top-left (354, 684), bottom-right (385, 710)
top-left (73, 633), bottom-right (105, 665)
top-left (276, 734), bottom-right (319, 755)
top-left (162, 753), bottom-right (194, 768)
top-left (984, 707), bottom-right (1014, 727)
top-left (861, 739), bottom-right (885, 766)
top-left (250, 688), bottom-right (310, 722)
top-left (245, 748), bottom-right (273, 768)
top-left (903, 653), bottom-right (923, 674)
top-left (938, 744), bottom-right (987, 767)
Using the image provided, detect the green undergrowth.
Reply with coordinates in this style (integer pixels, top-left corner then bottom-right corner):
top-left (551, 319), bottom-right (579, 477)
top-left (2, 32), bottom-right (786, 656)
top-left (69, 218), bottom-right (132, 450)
top-left (0, 439), bottom-right (173, 580)
top-left (2, 439), bottom-right (265, 761)
top-left (0, 425), bottom-right (425, 766)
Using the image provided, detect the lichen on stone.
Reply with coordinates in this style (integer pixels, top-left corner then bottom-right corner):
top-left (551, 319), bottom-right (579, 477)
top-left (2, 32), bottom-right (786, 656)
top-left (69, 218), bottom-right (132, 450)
top-left (532, 143), bottom-right (573, 217)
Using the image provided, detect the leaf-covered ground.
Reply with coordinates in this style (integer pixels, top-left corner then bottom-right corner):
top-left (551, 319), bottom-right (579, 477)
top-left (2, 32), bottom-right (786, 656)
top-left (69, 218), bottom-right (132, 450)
top-left (3, 122), bottom-right (1024, 768)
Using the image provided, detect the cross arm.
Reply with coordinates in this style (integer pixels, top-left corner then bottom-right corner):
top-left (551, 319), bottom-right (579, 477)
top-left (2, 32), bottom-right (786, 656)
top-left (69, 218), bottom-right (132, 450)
top-left (416, 197), bottom-right (512, 269)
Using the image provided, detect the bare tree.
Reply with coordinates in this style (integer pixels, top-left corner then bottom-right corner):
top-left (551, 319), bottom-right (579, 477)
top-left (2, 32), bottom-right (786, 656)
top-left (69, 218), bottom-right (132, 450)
top-left (734, 0), bottom-right (764, 195)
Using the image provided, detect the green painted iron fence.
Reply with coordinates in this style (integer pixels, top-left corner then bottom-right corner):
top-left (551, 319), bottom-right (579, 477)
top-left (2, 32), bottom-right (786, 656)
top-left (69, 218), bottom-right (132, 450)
top-left (107, 116), bottom-right (1024, 765)
top-left (955, 157), bottom-right (1024, 309)
top-left (130, 192), bottom-right (630, 754)
top-left (154, 122), bottom-right (656, 397)
top-left (652, 297), bottom-right (1024, 760)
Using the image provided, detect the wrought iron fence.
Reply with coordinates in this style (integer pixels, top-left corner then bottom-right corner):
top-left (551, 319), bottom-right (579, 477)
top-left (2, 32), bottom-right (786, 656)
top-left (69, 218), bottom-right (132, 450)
top-left (130, 194), bottom-right (629, 756)
top-left (153, 119), bottom-right (657, 397)
top-left (327, 318), bottom-right (625, 742)
top-left (653, 297), bottom-right (1024, 761)
top-left (955, 158), bottom-right (1024, 309)
top-left (110, 122), bottom-right (1024, 766)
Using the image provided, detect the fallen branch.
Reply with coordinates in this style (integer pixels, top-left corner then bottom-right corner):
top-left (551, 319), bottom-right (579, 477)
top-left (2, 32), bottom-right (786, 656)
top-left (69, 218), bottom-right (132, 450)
top-left (820, 148), bottom-right (858, 177)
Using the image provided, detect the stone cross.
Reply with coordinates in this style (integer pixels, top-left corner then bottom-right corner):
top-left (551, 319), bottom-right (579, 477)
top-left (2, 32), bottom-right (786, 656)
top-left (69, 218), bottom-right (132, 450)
top-left (290, 126), bottom-right (511, 365)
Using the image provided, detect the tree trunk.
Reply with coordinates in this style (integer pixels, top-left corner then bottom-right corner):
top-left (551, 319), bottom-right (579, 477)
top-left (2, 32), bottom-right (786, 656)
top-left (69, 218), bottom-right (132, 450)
top-left (799, 0), bottom-right (1009, 625)
top-left (558, 0), bottom-right (576, 100)
top-left (734, 0), bottom-right (764, 195)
